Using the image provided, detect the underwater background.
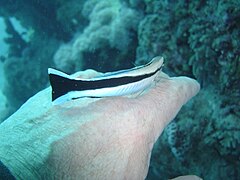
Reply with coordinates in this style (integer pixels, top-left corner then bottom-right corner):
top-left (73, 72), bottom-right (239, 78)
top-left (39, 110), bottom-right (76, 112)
top-left (0, 0), bottom-right (239, 179)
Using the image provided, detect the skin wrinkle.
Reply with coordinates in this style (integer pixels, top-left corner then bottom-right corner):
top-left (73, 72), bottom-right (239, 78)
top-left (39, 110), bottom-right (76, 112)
top-left (126, 134), bottom-right (149, 179)
top-left (13, 150), bottom-right (34, 178)
top-left (66, 105), bottom-right (141, 178)
top-left (111, 103), bottom-right (150, 179)
top-left (46, 123), bottom-right (99, 177)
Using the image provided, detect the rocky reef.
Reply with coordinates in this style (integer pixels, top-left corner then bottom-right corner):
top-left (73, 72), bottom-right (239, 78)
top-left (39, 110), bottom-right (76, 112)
top-left (0, 0), bottom-right (239, 179)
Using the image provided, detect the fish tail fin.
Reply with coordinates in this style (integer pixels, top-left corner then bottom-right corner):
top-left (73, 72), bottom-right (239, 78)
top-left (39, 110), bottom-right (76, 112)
top-left (48, 68), bottom-right (74, 104)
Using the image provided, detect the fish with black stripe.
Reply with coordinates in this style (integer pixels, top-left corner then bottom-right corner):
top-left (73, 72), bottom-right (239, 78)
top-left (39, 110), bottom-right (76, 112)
top-left (48, 56), bottom-right (164, 105)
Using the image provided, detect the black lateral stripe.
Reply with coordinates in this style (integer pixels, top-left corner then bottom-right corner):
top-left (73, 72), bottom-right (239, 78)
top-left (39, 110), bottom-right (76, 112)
top-left (49, 67), bottom-right (161, 101)
top-left (100, 58), bottom-right (155, 77)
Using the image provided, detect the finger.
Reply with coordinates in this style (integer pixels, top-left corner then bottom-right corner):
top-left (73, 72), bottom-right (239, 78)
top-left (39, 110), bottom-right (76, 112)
top-left (131, 73), bottom-right (200, 142)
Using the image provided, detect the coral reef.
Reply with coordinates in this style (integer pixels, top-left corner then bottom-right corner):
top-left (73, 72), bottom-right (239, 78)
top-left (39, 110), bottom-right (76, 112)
top-left (0, 0), bottom-right (71, 41)
top-left (0, 0), bottom-right (76, 114)
top-left (3, 18), bottom-right (28, 57)
top-left (137, 0), bottom-right (240, 95)
top-left (188, 1), bottom-right (240, 88)
top-left (136, 0), bottom-right (193, 77)
top-left (147, 88), bottom-right (240, 179)
top-left (54, 0), bottom-right (142, 73)
top-left (139, 0), bottom-right (240, 179)
top-left (3, 36), bottom-right (60, 112)
top-left (165, 121), bottom-right (191, 162)
top-left (55, 0), bottom-right (87, 35)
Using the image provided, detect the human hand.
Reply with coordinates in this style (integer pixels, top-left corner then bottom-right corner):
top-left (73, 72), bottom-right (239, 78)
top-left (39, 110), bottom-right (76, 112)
top-left (0, 70), bottom-right (200, 179)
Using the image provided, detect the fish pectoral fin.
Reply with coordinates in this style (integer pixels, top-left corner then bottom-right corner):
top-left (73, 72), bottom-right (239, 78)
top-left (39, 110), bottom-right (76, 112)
top-left (124, 88), bottom-right (148, 98)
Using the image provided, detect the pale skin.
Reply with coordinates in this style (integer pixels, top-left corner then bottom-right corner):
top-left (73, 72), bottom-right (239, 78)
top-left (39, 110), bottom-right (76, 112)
top-left (0, 70), bottom-right (200, 180)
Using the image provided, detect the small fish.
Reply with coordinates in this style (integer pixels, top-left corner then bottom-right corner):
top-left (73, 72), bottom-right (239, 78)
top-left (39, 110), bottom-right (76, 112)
top-left (48, 56), bottom-right (164, 105)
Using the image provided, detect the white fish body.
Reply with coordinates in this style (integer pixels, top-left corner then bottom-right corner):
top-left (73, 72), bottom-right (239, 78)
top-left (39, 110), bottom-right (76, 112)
top-left (48, 56), bottom-right (164, 105)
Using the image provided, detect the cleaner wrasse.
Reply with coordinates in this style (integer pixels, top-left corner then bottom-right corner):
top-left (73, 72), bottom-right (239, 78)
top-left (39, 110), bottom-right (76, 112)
top-left (48, 56), bottom-right (164, 105)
